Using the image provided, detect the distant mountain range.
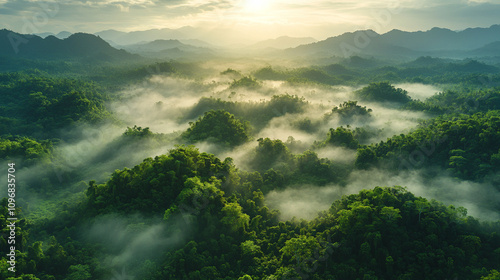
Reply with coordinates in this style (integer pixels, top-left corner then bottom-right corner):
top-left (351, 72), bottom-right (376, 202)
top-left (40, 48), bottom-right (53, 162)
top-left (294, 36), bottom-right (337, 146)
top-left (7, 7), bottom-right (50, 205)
top-left (251, 36), bottom-right (317, 50)
top-left (380, 25), bottom-right (500, 51)
top-left (122, 39), bottom-right (215, 60)
top-left (93, 27), bottom-right (318, 50)
top-left (0, 29), bottom-right (137, 61)
top-left (285, 25), bottom-right (500, 60)
top-left (470, 41), bottom-right (500, 57)
top-left (97, 29), bottom-right (318, 58)
top-left (35, 31), bottom-right (73, 39)
top-left (1, 24), bottom-right (500, 64)
top-left (94, 27), bottom-right (210, 46)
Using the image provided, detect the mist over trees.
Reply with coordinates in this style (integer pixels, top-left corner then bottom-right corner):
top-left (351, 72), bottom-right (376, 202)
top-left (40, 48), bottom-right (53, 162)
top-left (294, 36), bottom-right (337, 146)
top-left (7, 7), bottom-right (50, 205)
top-left (1, 27), bottom-right (500, 280)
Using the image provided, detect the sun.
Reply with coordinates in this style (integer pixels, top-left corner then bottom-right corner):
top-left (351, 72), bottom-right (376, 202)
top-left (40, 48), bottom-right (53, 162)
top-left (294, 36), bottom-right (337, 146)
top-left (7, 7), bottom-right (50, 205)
top-left (244, 0), bottom-right (271, 12)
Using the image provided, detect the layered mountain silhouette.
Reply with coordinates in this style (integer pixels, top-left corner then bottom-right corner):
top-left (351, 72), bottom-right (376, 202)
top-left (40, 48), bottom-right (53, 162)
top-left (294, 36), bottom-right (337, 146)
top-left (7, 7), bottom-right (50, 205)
top-left (124, 39), bottom-right (209, 53)
top-left (95, 26), bottom-right (203, 46)
top-left (35, 31), bottom-right (73, 39)
top-left (285, 25), bottom-right (500, 60)
top-left (2, 24), bottom-right (499, 63)
top-left (470, 41), bottom-right (500, 57)
top-left (122, 39), bottom-right (214, 60)
top-left (251, 36), bottom-right (317, 50)
top-left (0, 29), bottom-right (137, 61)
top-left (380, 25), bottom-right (500, 51)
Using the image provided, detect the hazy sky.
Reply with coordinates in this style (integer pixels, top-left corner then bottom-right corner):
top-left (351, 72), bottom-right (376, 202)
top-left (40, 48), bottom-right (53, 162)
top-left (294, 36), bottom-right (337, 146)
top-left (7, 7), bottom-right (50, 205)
top-left (1, 0), bottom-right (499, 42)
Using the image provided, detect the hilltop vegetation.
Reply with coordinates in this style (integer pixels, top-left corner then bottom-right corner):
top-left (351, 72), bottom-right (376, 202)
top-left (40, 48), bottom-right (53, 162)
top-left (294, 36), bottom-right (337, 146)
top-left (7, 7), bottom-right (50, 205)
top-left (2, 147), bottom-right (499, 279)
top-left (182, 110), bottom-right (251, 147)
top-left (0, 72), bottom-right (110, 137)
top-left (365, 111), bottom-right (500, 181)
top-left (1, 32), bottom-right (500, 280)
top-left (355, 82), bottom-right (412, 104)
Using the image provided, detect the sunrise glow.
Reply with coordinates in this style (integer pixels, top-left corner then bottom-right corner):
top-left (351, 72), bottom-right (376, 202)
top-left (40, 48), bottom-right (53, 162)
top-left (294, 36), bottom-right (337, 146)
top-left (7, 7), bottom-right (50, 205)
top-left (243, 0), bottom-right (271, 12)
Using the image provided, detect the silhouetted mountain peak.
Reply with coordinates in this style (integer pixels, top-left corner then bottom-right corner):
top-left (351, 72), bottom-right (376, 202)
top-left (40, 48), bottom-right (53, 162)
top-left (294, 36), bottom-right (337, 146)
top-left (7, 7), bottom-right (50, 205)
top-left (325, 29), bottom-right (379, 41)
top-left (252, 36), bottom-right (317, 49)
top-left (288, 25), bottom-right (500, 59)
top-left (0, 29), bottom-right (137, 61)
top-left (149, 39), bottom-right (183, 45)
top-left (44, 35), bottom-right (60, 42)
top-left (66, 33), bottom-right (112, 47)
top-left (429, 27), bottom-right (453, 33)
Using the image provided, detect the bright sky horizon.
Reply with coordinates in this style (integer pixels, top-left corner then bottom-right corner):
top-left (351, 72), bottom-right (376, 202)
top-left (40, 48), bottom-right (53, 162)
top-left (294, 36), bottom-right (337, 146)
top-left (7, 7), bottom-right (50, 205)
top-left (1, 0), bottom-right (500, 44)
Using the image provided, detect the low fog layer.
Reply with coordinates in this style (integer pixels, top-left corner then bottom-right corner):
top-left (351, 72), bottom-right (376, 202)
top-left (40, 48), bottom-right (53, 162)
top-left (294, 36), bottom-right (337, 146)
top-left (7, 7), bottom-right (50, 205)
top-left (266, 168), bottom-right (500, 221)
top-left (395, 83), bottom-right (441, 101)
top-left (85, 214), bottom-right (186, 279)
top-left (7, 64), bottom-right (494, 250)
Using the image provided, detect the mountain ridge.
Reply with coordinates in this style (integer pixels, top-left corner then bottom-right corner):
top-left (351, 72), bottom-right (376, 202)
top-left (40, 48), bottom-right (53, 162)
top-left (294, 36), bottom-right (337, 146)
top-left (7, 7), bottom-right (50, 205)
top-left (284, 24), bottom-right (500, 60)
top-left (251, 36), bottom-right (317, 49)
top-left (121, 39), bottom-right (214, 59)
top-left (0, 29), bottom-right (138, 61)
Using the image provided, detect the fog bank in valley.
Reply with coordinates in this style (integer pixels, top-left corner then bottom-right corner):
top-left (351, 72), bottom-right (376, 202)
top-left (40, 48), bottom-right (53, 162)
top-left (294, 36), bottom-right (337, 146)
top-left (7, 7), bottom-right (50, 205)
top-left (266, 168), bottom-right (500, 221)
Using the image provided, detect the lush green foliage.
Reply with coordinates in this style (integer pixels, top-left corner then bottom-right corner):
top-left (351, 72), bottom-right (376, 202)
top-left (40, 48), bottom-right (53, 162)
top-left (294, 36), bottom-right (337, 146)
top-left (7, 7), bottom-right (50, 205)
top-left (0, 136), bottom-right (52, 166)
top-left (2, 52), bottom-right (500, 280)
top-left (314, 126), bottom-right (360, 150)
top-left (250, 138), bottom-right (295, 172)
top-left (229, 76), bottom-right (261, 90)
top-left (182, 110), bottom-right (251, 147)
top-left (0, 72), bottom-right (109, 137)
top-left (355, 82), bottom-right (412, 103)
top-left (326, 127), bottom-right (359, 149)
top-left (186, 94), bottom-right (308, 130)
top-left (82, 151), bottom-right (500, 279)
top-left (86, 146), bottom-right (228, 214)
top-left (251, 58), bottom-right (500, 88)
top-left (326, 101), bottom-right (372, 121)
top-left (123, 125), bottom-right (154, 138)
top-left (362, 111), bottom-right (500, 181)
top-left (290, 68), bottom-right (342, 85)
top-left (403, 87), bottom-right (500, 115)
top-left (253, 66), bottom-right (290, 81)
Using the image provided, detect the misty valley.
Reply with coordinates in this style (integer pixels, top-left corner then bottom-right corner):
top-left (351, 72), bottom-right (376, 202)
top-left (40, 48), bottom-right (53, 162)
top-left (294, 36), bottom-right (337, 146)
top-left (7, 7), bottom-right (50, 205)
top-left (1, 26), bottom-right (500, 280)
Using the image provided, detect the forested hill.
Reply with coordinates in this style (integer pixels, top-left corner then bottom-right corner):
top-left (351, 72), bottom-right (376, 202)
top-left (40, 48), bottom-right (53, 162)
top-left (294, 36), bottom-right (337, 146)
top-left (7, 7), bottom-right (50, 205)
top-left (0, 29), bottom-right (138, 61)
top-left (2, 146), bottom-right (500, 280)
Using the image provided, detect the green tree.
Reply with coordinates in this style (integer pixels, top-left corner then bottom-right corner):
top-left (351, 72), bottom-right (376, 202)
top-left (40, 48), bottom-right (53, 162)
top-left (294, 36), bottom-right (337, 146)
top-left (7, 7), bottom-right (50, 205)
top-left (251, 138), bottom-right (294, 172)
top-left (324, 126), bottom-right (359, 149)
top-left (326, 100), bottom-right (372, 122)
top-left (64, 265), bottom-right (91, 280)
top-left (355, 82), bottom-right (412, 103)
top-left (414, 199), bottom-right (429, 222)
top-left (230, 76), bottom-right (261, 89)
top-left (448, 149), bottom-right (468, 176)
top-left (183, 110), bottom-right (251, 147)
top-left (221, 202), bottom-right (250, 232)
top-left (355, 147), bottom-right (378, 169)
top-left (123, 125), bottom-right (153, 137)
top-left (380, 206), bottom-right (401, 221)
top-left (481, 270), bottom-right (500, 280)
top-left (280, 235), bottom-right (320, 265)
top-left (241, 240), bottom-right (261, 257)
